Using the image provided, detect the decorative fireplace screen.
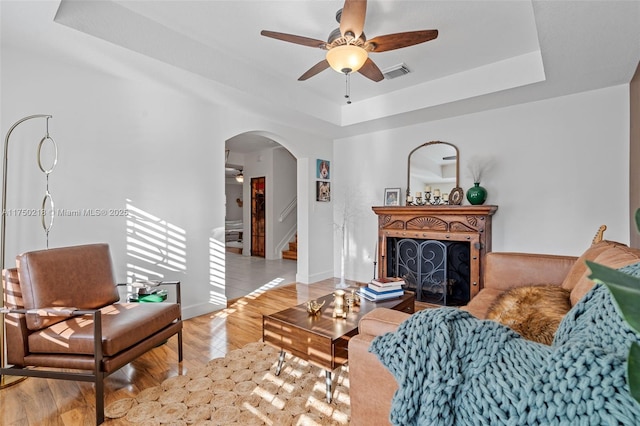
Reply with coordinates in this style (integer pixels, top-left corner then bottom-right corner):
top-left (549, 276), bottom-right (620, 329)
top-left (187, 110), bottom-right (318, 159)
top-left (387, 238), bottom-right (470, 305)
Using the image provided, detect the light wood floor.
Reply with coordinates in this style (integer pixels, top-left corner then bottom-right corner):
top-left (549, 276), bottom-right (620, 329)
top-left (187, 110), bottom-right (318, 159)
top-left (0, 273), bottom-right (430, 425)
top-left (0, 278), bottom-right (354, 425)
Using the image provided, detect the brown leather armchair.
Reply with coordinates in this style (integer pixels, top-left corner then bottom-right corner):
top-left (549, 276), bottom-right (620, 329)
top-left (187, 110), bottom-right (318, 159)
top-left (1, 243), bottom-right (183, 424)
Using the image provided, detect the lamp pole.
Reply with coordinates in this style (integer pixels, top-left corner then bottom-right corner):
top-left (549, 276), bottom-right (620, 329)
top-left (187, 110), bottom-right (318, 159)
top-left (1, 114), bottom-right (52, 389)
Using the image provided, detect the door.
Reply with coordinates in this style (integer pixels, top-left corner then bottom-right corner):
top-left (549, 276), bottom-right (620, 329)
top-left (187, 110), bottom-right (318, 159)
top-left (251, 177), bottom-right (266, 257)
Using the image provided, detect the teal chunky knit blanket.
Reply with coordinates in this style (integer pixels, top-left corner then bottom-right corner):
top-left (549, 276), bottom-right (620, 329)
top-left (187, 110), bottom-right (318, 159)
top-left (370, 263), bottom-right (640, 425)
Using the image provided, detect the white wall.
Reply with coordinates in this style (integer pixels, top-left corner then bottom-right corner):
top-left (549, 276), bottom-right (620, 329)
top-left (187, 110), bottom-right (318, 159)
top-left (225, 183), bottom-right (243, 222)
top-left (2, 47), bottom-right (223, 319)
top-left (1, 41), bottom-right (334, 317)
top-left (334, 85), bottom-right (630, 283)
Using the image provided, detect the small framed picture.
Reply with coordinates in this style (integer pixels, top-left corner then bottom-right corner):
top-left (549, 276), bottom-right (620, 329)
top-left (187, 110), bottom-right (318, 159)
top-left (384, 188), bottom-right (401, 206)
top-left (316, 181), bottom-right (331, 202)
top-left (316, 159), bottom-right (330, 180)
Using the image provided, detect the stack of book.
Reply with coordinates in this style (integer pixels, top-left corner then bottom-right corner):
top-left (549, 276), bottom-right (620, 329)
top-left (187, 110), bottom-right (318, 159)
top-left (360, 277), bottom-right (405, 301)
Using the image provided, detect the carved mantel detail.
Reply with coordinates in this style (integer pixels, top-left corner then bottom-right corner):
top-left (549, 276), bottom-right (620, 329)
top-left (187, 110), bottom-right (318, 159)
top-left (372, 205), bottom-right (498, 300)
top-left (406, 216), bottom-right (448, 231)
top-left (450, 221), bottom-right (479, 233)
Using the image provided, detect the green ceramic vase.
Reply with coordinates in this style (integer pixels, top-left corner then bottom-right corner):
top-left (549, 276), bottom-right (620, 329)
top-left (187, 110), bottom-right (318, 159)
top-left (466, 182), bottom-right (487, 205)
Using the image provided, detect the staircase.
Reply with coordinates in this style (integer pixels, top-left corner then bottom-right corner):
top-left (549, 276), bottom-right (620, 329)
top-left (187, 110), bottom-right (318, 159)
top-left (282, 234), bottom-right (297, 261)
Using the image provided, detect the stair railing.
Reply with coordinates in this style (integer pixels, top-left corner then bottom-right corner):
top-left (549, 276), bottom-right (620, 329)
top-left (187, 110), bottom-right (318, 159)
top-left (278, 196), bottom-right (297, 223)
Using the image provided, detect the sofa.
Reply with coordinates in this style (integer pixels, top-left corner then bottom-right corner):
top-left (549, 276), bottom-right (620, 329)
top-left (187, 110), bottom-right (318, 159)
top-left (348, 239), bottom-right (640, 425)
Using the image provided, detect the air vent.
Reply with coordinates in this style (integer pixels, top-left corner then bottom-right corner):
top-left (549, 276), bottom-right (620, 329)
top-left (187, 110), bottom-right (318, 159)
top-left (382, 63), bottom-right (411, 80)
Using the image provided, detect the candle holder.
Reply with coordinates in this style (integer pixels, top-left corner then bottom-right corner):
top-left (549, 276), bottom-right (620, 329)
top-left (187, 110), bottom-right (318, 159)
top-left (412, 193), bottom-right (427, 206)
top-left (345, 289), bottom-right (360, 310)
top-left (332, 290), bottom-right (347, 318)
top-left (407, 189), bottom-right (449, 206)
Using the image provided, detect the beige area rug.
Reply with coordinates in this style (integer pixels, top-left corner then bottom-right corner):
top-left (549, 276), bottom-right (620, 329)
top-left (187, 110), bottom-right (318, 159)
top-left (104, 342), bottom-right (350, 425)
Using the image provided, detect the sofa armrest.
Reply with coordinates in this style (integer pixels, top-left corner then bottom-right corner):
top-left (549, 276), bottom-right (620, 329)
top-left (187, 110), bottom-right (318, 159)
top-left (483, 252), bottom-right (577, 292)
top-left (358, 307), bottom-right (412, 336)
top-left (348, 308), bottom-right (413, 426)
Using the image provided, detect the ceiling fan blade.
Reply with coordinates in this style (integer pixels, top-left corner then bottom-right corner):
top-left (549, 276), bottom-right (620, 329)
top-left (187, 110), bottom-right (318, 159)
top-left (298, 60), bottom-right (330, 81)
top-left (366, 30), bottom-right (439, 53)
top-left (358, 58), bottom-right (384, 82)
top-left (340, 0), bottom-right (367, 40)
top-left (261, 30), bottom-right (327, 49)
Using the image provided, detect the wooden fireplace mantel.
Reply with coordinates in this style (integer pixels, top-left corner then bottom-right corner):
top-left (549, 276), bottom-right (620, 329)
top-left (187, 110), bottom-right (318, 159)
top-left (372, 205), bottom-right (498, 300)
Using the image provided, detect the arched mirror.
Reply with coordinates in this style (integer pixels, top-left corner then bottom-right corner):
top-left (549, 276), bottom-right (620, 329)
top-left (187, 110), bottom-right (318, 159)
top-left (406, 141), bottom-right (464, 205)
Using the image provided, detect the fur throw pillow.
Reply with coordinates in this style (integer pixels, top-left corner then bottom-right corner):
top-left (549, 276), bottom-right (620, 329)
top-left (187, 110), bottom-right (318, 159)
top-left (486, 285), bottom-right (572, 345)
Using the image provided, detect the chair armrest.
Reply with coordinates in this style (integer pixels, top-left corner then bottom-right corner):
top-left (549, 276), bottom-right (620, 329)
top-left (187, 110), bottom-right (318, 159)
top-left (27, 307), bottom-right (79, 316)
top-left (1, 306), bottom-right (98, 317)
top-left (483, 252), bottom-right (577, 292)
top-left (2, 306), bottom-right (104, 364)
top-left (158, 281), bottom-right (181, 305)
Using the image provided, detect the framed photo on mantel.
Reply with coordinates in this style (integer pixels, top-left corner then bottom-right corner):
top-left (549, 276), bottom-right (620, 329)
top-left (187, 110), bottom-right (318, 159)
top-left (384, 188), bottom-right (401, 206)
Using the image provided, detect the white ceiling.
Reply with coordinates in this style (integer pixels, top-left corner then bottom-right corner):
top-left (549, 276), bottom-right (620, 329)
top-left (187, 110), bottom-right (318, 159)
top-left (2, 1), bottom-right (640, 143)
top-left (109, 0), bottom-right (541, 101)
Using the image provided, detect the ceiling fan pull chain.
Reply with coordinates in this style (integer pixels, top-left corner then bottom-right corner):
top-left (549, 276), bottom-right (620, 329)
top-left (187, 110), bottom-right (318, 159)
top-left (345, 72), bottom-right (352, 104)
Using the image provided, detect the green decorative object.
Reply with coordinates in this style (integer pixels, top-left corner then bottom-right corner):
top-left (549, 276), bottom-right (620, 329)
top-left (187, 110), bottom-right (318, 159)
top-left (466, 182), bottom-right (487, 205)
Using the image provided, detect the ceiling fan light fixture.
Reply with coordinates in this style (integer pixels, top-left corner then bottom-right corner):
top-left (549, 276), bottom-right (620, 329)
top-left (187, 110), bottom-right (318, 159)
top-left (235, 172), bottom-right (244, 183)
top-left (326, 45), bottom-right (368, 74)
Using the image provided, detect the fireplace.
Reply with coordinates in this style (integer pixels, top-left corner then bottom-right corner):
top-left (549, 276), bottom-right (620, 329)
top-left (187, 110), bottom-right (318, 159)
top-left (387, 237), bottom-right (470, 305)
top-left (373, 205), bottom-right (497, 305)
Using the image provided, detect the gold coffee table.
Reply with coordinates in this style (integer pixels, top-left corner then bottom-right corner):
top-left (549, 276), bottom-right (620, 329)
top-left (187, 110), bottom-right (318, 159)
top-left (262, 289), bottom-right (415, 402)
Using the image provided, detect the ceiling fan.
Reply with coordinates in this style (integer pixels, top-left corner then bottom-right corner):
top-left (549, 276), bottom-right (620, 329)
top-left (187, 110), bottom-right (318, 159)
top-left (260, 0), bottom-right (438, 82)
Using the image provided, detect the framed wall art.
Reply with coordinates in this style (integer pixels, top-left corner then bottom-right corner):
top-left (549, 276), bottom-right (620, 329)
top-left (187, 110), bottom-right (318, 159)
top-left (316, 159), bottom-right (330, 180)
top-left (316, 181), bottom-right (331, 202)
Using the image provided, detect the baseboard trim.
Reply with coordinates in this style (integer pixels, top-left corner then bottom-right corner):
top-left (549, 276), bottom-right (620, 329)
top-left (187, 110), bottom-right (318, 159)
top-left (181, 301), bottom-right (225, 320)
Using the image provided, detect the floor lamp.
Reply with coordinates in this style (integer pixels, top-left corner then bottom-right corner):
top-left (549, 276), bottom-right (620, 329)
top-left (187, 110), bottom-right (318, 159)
top-left (1, 114), bottom-right (55, 389)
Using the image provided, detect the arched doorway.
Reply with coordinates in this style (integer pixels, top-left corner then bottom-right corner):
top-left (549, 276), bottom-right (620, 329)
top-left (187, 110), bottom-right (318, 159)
top-left (224, 132), bottom-right (298, 300)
